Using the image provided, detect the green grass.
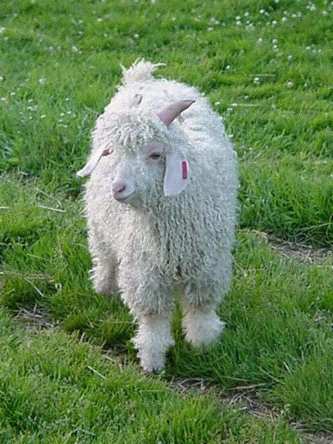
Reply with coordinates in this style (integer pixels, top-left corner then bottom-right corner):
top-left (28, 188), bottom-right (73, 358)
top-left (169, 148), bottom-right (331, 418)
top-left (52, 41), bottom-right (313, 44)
top-left (1, 0), bottom-right (333, 441)
top-left (1, 0), bottom-right (332, 243)
top-left (0, 311), bottom-right (302, 443)
top-left (1, 176), bottom-right (332, 437)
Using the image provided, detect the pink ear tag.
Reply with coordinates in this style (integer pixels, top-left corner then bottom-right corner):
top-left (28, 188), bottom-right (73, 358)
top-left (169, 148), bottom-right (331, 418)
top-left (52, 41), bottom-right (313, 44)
top-left (182, 160), bottom-right (189, 179)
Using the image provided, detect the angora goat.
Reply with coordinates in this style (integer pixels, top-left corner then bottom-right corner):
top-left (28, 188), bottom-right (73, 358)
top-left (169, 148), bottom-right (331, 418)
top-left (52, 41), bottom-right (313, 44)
top-left (77, 60), bottom-right (238, 372)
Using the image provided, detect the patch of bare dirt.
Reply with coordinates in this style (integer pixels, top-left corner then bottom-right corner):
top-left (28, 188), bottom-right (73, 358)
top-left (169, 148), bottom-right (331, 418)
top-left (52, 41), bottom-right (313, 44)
top-left (169, 376), bottom-right (279, 418)
top-left (249, 230), bottom-right (332, 264)
top-left (169, 376), bottom-right (333, 444)
top-left (301, 432), bottom-right (333, 444)
top-left (14, 305), bottom-right (58, 330)
top-left (269, 237), bottom-right (332, 265)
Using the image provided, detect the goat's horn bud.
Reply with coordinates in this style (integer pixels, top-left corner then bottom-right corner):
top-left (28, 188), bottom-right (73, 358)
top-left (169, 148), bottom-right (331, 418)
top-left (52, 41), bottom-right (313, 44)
top-left (157, 99), bottom-right (195, 126)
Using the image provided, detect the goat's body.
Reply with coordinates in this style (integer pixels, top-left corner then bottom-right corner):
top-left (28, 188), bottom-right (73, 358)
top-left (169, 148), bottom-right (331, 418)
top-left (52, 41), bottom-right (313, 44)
top-left (82, 61), bottom-right (238, 371)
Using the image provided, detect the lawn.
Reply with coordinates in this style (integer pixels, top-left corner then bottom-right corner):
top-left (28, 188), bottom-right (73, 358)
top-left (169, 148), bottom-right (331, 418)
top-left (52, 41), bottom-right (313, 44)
top-left (0, 0), bottom-right (332, 442)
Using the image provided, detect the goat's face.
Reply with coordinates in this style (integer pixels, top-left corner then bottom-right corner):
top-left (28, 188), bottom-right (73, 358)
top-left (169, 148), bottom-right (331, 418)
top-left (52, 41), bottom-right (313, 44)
top-left (103, 131), bottom-right (189, 207)
top-left (77, 100), bottom-right (194, 205)
top-left (108, 139), bottom-right (168, 206)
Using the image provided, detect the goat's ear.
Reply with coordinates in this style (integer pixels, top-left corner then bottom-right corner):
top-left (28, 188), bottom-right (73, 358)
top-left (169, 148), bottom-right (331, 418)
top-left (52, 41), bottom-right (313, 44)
top-left (76, 148), bottom-right (112, 177)
top-left (163, 151), bottom-right (189, 196)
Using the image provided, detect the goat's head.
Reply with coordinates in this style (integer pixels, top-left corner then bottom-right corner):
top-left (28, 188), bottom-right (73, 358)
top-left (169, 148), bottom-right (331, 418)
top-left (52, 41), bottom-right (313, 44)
top-left (77, 100), bottom-right (194, 205)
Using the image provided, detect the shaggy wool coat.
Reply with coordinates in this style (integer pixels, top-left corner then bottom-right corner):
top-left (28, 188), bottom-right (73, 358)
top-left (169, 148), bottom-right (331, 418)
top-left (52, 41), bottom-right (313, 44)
top-left (82, 60), bottom-right (238, 319)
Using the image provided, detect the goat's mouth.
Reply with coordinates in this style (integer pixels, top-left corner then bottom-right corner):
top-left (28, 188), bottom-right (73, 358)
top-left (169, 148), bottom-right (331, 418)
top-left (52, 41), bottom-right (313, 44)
top-left (113, 192), bottom-right (136, 203)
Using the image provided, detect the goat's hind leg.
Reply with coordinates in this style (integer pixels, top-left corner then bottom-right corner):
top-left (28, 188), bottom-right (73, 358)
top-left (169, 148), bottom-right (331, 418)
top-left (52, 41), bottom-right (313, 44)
top-left (90, 254), bottom-right (118, 295)
top-left (88, 227), bottom-right (119, 296)
top-left (181, 284), bottom-right (225, 347)
top-left (182, 302), bottom-right (224, 347)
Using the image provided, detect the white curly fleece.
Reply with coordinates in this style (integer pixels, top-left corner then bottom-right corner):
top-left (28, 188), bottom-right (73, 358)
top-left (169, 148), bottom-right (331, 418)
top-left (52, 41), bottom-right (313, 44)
top-left (80, 60), bottom-right (238, 372)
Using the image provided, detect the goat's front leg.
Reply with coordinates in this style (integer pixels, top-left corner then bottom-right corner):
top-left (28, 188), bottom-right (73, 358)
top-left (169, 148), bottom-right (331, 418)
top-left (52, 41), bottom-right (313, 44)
top-left (133, 313), bottom-right (174, 373)
top-left (118, 262), bottom-right (174, 372)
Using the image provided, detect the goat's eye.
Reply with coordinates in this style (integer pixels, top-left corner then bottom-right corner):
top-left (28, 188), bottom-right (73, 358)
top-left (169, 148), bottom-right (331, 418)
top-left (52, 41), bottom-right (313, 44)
top-left (149, 153), bottom-right (161, 160)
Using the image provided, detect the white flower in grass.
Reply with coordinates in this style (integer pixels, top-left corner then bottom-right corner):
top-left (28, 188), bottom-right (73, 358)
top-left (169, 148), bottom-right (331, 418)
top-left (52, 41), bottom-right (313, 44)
top-left (38, 77), bottom-right (46, 85)
top-left (287, 81), bottom-right (294, 88)
top-left (0, 76), bottom-right (3, 81)
top-left (254, 76), bottom-right (260, 85)
top-left (209, 17), bottom-right (219, 25)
